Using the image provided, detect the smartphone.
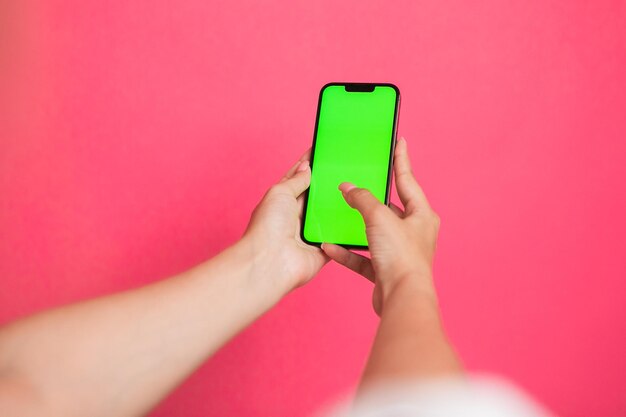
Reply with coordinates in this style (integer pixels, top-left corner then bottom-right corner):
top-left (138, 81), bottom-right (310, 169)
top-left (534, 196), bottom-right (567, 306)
top-left (301, 82), bottom-right (400, 248)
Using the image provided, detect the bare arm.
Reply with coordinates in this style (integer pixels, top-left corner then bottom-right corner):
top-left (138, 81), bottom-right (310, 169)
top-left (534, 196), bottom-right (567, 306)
top-left (0, 152), bottom-right (326, 417)
top-left (322, 137), bottom-right (461, 391)
top-left (361, 280), bottom-right (460, 386)
top-left (0, 242), bottom-right (284, 417)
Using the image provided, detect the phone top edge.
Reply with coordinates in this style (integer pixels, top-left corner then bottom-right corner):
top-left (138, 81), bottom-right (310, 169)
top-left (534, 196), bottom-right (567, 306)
top-left (320, 82), bottom-right (401, 95)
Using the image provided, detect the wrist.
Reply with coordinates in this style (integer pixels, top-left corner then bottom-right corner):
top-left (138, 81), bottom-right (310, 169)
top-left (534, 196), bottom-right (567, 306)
top-left (235, 235), bottom-right (294, 301)
top-left (380, 271), bottom-right (439, 313)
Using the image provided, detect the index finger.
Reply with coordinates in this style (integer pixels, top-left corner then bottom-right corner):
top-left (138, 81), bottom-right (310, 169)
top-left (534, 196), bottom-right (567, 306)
top-left (394, 137), bottom-right (431, 214)
top-left (339, 183), bottom-right (389, 224)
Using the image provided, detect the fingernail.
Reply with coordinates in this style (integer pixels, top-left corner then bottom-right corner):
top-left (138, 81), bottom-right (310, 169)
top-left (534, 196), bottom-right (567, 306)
top-left (399, 136), bottom-right (406, 143)
top-left (338, 182), bottom-right (356, 193)
top-left (296, 160), bottom-right (309, 172)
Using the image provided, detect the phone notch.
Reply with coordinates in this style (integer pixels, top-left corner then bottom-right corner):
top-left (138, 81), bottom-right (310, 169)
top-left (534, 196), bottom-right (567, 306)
top-left (344, 83), bottom-right (376, 93)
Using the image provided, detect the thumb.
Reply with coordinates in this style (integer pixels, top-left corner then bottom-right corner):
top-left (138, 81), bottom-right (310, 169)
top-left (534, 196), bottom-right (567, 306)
top-left (339, 183), bottom-right (387, 223)
top-left (278, 160), bottom-right (311, 197)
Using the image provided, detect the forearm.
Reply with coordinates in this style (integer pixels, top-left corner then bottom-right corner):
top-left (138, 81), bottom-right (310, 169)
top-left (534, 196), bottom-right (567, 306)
top-left (0, 238), bottom-right (287, 417)
top-left (359, 278), bottom-right (462, 391)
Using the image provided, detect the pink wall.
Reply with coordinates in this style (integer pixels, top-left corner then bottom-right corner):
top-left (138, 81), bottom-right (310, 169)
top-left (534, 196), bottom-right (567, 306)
top-left (1, 1), bottom-right (625, 416)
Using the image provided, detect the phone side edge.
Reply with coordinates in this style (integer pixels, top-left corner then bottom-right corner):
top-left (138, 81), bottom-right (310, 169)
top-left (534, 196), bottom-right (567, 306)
top-left (384, 84), bottom-right (401, 208)
top-left (299, 83), bottom-right (331, 246)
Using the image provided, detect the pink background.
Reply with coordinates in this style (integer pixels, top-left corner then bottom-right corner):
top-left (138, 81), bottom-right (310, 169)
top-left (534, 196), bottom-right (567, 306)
top-left (1, 1), bottom-right (625, 416)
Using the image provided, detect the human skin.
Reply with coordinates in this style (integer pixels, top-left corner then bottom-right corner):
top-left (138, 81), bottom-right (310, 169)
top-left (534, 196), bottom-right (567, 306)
top-left (0, 137), bottom-right (461, 417)
top-left (322, 137), bottom-right (462, 392)
top-left (0, 152), bottom-right (327, 417)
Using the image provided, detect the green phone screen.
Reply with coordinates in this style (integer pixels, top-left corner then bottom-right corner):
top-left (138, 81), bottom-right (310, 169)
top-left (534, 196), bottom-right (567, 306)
top-left (302, 83), bottom-right (399, 247)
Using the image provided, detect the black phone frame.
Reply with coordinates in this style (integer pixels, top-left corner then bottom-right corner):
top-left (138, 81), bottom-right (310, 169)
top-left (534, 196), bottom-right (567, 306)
top-left (300, 82), bottom-right (401, 250)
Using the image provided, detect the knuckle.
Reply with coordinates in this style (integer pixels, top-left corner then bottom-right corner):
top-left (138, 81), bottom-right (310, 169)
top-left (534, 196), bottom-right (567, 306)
top-left (370, 204), bottom-right (388, 218)
top-left (396, 166), bottom-right (414, 181)
top-left (268, 183), bottom-right (285, 195)
top-left (351, 188), bottom-right (370, 199)
top-left (338, 250), bottom-right (350, 264)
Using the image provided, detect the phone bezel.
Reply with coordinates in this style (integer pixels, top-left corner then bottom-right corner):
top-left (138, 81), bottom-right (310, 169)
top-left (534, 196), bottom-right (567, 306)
top-left (300, 82), bottom-right (401, 250)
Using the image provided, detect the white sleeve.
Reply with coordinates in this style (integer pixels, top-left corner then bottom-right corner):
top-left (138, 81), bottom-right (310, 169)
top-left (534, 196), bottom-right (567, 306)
top-left (323, 375), bottom-right (554, 417)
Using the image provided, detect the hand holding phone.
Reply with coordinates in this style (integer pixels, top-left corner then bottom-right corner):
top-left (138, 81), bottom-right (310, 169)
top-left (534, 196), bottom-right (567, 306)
top-left (322, 138), bottom-right (440, 315)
